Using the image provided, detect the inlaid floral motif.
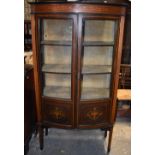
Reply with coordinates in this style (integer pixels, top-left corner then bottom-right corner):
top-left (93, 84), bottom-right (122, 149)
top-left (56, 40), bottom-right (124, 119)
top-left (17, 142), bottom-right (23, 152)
top-left (50, 107), bottom-right (65, 120)
top-left (86, 107), bottom-right (103, 121)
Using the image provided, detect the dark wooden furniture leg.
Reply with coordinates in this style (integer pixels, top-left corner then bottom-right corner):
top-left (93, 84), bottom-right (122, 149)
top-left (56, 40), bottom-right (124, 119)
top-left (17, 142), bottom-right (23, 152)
top-left (34, 127), bottom-right (38, 137)
top-left (45, 127), bottom-right (48, 136)
top-left (107, 127), bottom-right (113, 153)
top-left (39, 125), bottom-right (44, 150)
top-left (104, 130), bottom-right (107, 138)
top-left (100, 128), bottom-right (107, 138)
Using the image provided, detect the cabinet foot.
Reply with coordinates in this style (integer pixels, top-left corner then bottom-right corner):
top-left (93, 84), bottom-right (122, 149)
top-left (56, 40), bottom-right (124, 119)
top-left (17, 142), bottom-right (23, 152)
top-left (39, 126), bottom-right (44, 150)
top-left (107, 147), bottom-right (110, 153)
top-left (40, 145), bottom-right (43, 150)
top-left (107, 127), bottom-right (113, 153)
top-left (34, 128), bottom-right (38, 137)
top-left (104, 130), bottom-right (107, 138)
top-left (100, 128), bottom-right (108, 138)
top-left (45, 127), bottom-right (48, 136)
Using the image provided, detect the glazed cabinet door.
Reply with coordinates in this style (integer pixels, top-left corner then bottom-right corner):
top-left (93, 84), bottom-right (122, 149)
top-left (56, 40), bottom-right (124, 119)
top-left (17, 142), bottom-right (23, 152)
top-left (77, 15), bottom-right (119, 128)
top-left (36, 15), bottom-right (77, 128)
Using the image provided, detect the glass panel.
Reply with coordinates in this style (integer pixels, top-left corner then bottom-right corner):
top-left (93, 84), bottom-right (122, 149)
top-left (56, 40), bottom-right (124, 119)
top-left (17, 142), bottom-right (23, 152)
top-left (40, 18), bottom-right (73, 99)
top-left (43, 73), bottom-right (71, 99)
top-left (42, 19), bottom-right (72, 42)
top-left (42, 45), bottom-right (71, 73)
top-left (84, 20), bottom-right (116, 43)
top-left (82, 46), bottom-right (113, 74)
top-left (81, 74), bottom-right (111, 99)
top-left (80, 19), bottom-right (116, 100)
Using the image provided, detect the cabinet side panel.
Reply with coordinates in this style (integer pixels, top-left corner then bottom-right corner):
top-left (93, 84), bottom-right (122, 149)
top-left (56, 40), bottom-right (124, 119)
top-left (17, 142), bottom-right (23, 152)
top-left (111, 16), bottom-right (126, 123)
top-left (31, 15), bottom-right (42, 123)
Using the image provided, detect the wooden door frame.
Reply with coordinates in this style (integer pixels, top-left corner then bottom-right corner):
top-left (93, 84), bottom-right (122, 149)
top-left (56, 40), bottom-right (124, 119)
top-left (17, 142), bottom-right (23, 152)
top-left (32, 13), bottom-right (78, 128)
top-left (76, 14), bottom-right (125, 127)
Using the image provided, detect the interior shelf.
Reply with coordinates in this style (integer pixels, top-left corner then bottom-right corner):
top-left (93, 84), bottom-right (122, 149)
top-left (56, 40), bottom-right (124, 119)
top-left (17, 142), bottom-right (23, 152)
top-left (42, 64), bottom-right (71, 74)
top-left (43, 86), bottom-right (71, 99)
top-left (40, 40), bottom-right (72, 46)
top-left (83, 41), bottom-right (114, 46)
top-left (82, 65), bottom-right (112, 74)
top-left (81, 87), bottom-right (110, 99)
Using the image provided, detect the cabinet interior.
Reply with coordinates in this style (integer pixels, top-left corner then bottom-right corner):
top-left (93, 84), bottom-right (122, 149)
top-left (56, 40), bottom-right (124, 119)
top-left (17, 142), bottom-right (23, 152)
top-left (40, 18), bottom-right (116, 100)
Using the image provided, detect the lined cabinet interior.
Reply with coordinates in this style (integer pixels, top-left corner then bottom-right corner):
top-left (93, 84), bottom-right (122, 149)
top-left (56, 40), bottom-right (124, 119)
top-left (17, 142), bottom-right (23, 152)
top-left (79, 18), bottom-right (118, 101)
top-left (40, 18), bottom-right (73, 99)
top-left (37, 15), bottom-right (119, 128)
top-left (84, 20), bottom-right (116, 42)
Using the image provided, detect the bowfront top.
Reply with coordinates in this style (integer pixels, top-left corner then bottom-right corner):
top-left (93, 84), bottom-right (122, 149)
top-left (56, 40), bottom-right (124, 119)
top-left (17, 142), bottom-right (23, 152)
top-left (28, 0), bottom-right (130, 6)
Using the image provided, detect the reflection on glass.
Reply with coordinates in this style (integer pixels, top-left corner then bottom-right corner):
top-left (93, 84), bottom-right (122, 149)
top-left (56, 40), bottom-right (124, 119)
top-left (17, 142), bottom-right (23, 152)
top-left (43, 73), bottom-right (71, 99)
top-left (81, 74), bottom-right (111, 99)
top-left (43, 19), bottom-right (72, 41)
top-left (84, 20), bottom-right (116, 42)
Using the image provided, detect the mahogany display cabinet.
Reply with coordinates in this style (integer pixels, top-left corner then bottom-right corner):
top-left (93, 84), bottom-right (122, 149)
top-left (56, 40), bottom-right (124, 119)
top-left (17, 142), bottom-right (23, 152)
top-left (29, 0), bottom-right (129, 152)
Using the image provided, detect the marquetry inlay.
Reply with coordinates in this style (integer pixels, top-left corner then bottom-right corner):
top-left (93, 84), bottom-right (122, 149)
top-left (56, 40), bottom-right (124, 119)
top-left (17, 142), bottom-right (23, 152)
top-left (86, 107), bottom-right (103, 121)
top-left (50, 107), bottom-right (65, 120)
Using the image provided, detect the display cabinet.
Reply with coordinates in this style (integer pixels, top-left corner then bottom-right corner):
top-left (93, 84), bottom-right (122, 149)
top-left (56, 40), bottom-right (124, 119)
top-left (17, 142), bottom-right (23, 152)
top-left (29, 0), bottom-right (129, 152)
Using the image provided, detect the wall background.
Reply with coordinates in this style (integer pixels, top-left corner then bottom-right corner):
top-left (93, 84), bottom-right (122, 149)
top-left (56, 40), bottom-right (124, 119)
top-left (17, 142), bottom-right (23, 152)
top-left (24, 0), bottom-right (31, 20)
